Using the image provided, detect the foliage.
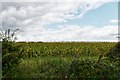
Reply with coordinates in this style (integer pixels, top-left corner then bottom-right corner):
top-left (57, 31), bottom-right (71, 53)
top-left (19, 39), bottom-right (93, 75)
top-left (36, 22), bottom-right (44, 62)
top-left (1, 29), bottom-right (22, 78)
top-left (106, 42), bottom-right (120, 62)
top-left (68, 59), bottom-right (119, 79)
top-left (0, 29), bottom-right (19, 42)
top-left (13, 58), bottom-right (120, 79)
top-left (1, 40), bottom-right (119, 79)
top-left (16, 42), bottom-right (116, 58)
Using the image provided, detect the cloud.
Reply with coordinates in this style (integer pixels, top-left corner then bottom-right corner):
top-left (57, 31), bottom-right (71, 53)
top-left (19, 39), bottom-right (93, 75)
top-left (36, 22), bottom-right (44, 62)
top-left (1, 1), bottom-right (117, 42)
top-left (110, 20), bottom-right (120, 24)
top-left (1, 0), bottom-right (114, 2)
top-left (1, 2), bottom-right (109, 29)
top-left (17, 24), bottom-right (118, 42)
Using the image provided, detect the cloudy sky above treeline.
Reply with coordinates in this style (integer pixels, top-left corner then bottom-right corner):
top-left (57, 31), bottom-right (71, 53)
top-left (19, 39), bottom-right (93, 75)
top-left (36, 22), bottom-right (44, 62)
top-left (1, 0), bottom-right (119, 42)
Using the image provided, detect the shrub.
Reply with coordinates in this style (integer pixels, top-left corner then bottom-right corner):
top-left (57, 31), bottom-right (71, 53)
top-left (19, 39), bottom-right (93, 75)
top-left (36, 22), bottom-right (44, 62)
top-left (68, 59), bottom-right (119, 79)
top-left (0, 29), bottom-right (22, 78)
top-left (106, 42), bottom-right (120, 62)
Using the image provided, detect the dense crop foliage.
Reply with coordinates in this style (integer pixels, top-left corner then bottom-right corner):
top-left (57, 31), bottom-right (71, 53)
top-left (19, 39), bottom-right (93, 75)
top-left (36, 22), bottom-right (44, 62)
top-left (2, 41), bottom-right (120, 79)
top-left (17, 42), bottom-right (116, 58)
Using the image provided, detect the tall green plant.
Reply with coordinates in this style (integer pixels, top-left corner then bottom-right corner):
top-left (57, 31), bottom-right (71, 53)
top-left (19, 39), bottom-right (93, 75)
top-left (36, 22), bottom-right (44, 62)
top-left (0, 29), bottom-right (19, 42)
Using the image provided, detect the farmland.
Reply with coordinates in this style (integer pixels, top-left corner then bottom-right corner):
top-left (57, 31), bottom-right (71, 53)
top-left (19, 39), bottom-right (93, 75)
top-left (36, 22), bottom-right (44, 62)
top-left (17, 42), bottom-right (116, 58)
top-left (2, 42), bottom-right (120, 79)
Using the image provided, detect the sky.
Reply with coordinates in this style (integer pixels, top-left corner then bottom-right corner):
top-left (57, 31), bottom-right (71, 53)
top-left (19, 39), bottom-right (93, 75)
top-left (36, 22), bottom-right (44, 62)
top-left (0, 0), bottom-right (119, 42)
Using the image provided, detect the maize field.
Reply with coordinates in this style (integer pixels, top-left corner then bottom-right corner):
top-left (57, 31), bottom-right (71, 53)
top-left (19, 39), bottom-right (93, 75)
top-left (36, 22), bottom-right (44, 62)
top-left (2, 42), bottom-right (120, 79)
